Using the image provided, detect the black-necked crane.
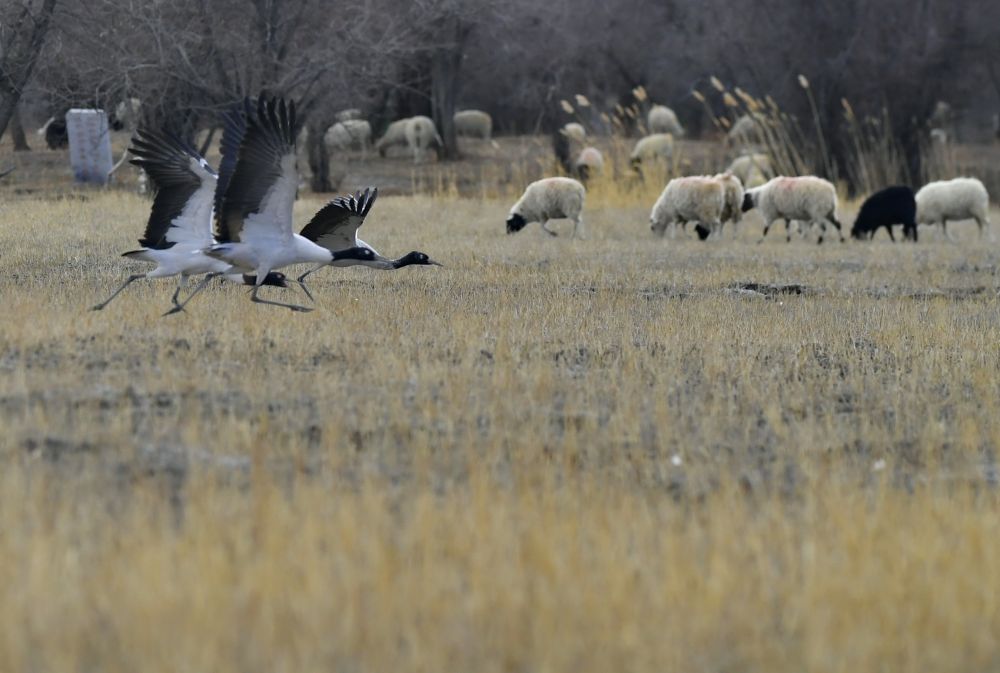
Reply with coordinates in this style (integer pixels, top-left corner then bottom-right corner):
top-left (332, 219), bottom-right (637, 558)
top-left (294, 186), bottom-right (442, 300)
top-left (193, 96), bottom-right (380, 312)
top-left (91, 129), bottom-right (287, 313)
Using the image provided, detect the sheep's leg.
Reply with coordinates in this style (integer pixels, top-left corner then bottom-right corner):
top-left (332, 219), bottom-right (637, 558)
top-left (828, 213), bottom-right (845, 242)
top-left (758, 218), bottom-right (775, 244)
top-left (974, 215), bottom-right (987, 240)
top-left (884, 224), bottom-right (896, 242)
top-left (541, 220), bottom-right (558, 237)
top-left (941, 219), bottom-right (956, 242)
top-left (815, 220), bottom-right (827, 245)
top-left (572, 216), bottom-right (585, 240)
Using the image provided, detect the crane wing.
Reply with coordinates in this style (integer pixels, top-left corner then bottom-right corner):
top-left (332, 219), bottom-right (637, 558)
top-left (299, 186), bottom-right (378, 252)
top-left (128, 129), bottom-right (217, 249)
top-left (215, 95), bottom-right (299, 245)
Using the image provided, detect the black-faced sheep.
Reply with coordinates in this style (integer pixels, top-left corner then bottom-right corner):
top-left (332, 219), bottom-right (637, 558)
top-left (650, 176), bottom-right (725, 240)
top-left (742, 176), bottom-right (844, 244)
top-left (850, 186), bottom-right (917, 242)
top-left (574, 147), bottom-right (604, 182)
top-left (915, 177), bottom-right (990, 240)
top-left (506, 177), bottom-right (586, 239)
top-left (630, 133), bottom-right (675, 177)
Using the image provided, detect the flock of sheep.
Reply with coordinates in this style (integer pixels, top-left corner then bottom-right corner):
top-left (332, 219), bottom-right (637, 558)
top-left (316, 108), bottom-right (496, 163)
top-left (502, 102), bottom-right (992, 243)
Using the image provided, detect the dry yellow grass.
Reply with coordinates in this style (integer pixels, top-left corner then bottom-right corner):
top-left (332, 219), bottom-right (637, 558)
top-left (2, 182), bottom-right (1000, 671)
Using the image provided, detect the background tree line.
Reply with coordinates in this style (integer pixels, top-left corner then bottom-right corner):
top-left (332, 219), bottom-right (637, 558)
top-left (2, 0), bottom-right (999, 190)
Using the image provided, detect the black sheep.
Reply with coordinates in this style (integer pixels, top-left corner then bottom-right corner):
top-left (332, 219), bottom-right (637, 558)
top-left (851, 186), bottom-right (917, 242)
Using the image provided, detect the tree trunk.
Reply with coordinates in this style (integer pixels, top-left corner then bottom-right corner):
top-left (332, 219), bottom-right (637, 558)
top-left (0, 0), bottom-right (59, 140)
top-left (307, 118), bottom-right (334, 192)
top-left (430, 15), bottom-right (467, 161)
top-left (10, 105), bottom-right (29, 150)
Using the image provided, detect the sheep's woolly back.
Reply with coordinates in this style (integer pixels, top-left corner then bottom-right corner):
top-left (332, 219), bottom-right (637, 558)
top-left (324, 120), bottom-right (372, 149)
top-left (713, 172), bottom-right (744, 223)
top-left (335, 108), bottom-right (363, 123)
top-left (648, 105), bottom-right (684, 137)
top-left (915, 177), bottom-right (989, 223)
top-left (405, 116), bottom-right (442, 151)
top-left (454, 110), bottom-right (492, 139)
top-left (376, 119), bottom-right (410, 152)
top-left (726, 153), bottom-right (771, 187)
top-left (748, 176), bottom-right (837, 222)
top-left (727, 114), bottom-right (764, 147)
top-left (574, 147), bottom-right (604, 172)
top-left (561, 123), bottom-right (586, 143)
top-left (631, 133), bottom-right (675, 162)
top-left (650, 176), bottom-right (725, 234)
top-left (509, 177), bottom-right (586, 224)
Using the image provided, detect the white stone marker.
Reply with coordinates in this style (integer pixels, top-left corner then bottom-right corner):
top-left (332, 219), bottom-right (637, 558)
top-left (66, 109), bottom-right (113, 185)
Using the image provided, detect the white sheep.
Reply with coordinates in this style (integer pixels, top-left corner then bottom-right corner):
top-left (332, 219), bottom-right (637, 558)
top-left (726, 153), bottom-right (771, 188)
top-left (324, 119), bottom-right (372, 156)
top-left (113, 97), bottom-right (142, 130)
top-left (630, 133), bottom-right (675, 174)
top-left (560, 122), bottom-right (586, 144)
top-left (405, 116), bottom-right (443, 163)
top-left (714, 172), bottom-right (744, 227)
top-left (727, 114), bottom-right (765, 149)
top-left (574, 146), bottom-right (604, 181)
top-left (650, 176), bottom-right (726, 240)
top-left (506, 177), bottom-right (586, 238)
top-left (742, 176), bottom-right (844, 244)
top-left (375, 118), bottom-right (409, 156)
top-left (335, 108), bottom-right (363, 123)
top-left (915, 177), bottom-right (991, 240)
top-left (454, 109), bottom-right (493, 141)
top-left (647, 105), bottom-right (684, 137)
top-left (375, 116), bottom-right (443, 162)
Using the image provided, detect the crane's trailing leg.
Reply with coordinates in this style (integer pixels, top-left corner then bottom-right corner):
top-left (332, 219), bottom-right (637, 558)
top-left (91, 274), bottom-right (145, 311)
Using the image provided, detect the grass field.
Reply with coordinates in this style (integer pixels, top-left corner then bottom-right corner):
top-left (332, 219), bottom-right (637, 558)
top-left (2, 135), bottom-right (1000, 671)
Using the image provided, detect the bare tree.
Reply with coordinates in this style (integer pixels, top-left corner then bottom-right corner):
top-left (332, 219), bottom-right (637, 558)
top-left (0, 0), bottom-right (59, 142)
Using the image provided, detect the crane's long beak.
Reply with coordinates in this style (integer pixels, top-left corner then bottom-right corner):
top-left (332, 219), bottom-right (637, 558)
top-left (428, 260), bottom-right (444, 267)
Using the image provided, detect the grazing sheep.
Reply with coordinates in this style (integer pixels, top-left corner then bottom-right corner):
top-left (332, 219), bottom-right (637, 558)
top-left (324, 119), bottom-right (372, 155)
top-left (726, 153), bottom-right (772, 188)
top-left (405, 116), bottom-right (443, 163)
top-left (375, 117), bottom-right (442, 162)
top-left (574, 146), bottom-right (604, 182)
top-left (647, 105), bottom-right (684, 137)
top-left (454, 109), bottom-right (493, 141)
top-left (915, 177), bottom-right (990, 240)
top-left (742, 176), bottom-right (844, 244)
top-left (650, 176), bottom-right (726, 240)
top-left (561, 122), bottom-right (586, 144)
top-left (630, 133), bottom-right (675, 175)
top-left (727, 114), bottom-right (765, 149)
top-left (506, 177), bottom-right (586, 238)
top-left (335, 108), bottom-right (363, 123)
top-left (714, 172), bottom-right (745, 228)
top-left (112, 97), bottom-right (142, 130)
top-left (930, 128), bottom-right (949, 146)
top-left (850, 186), bottom-right (917, 242)
top-left (375, 119), bottom-right (409, 156)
